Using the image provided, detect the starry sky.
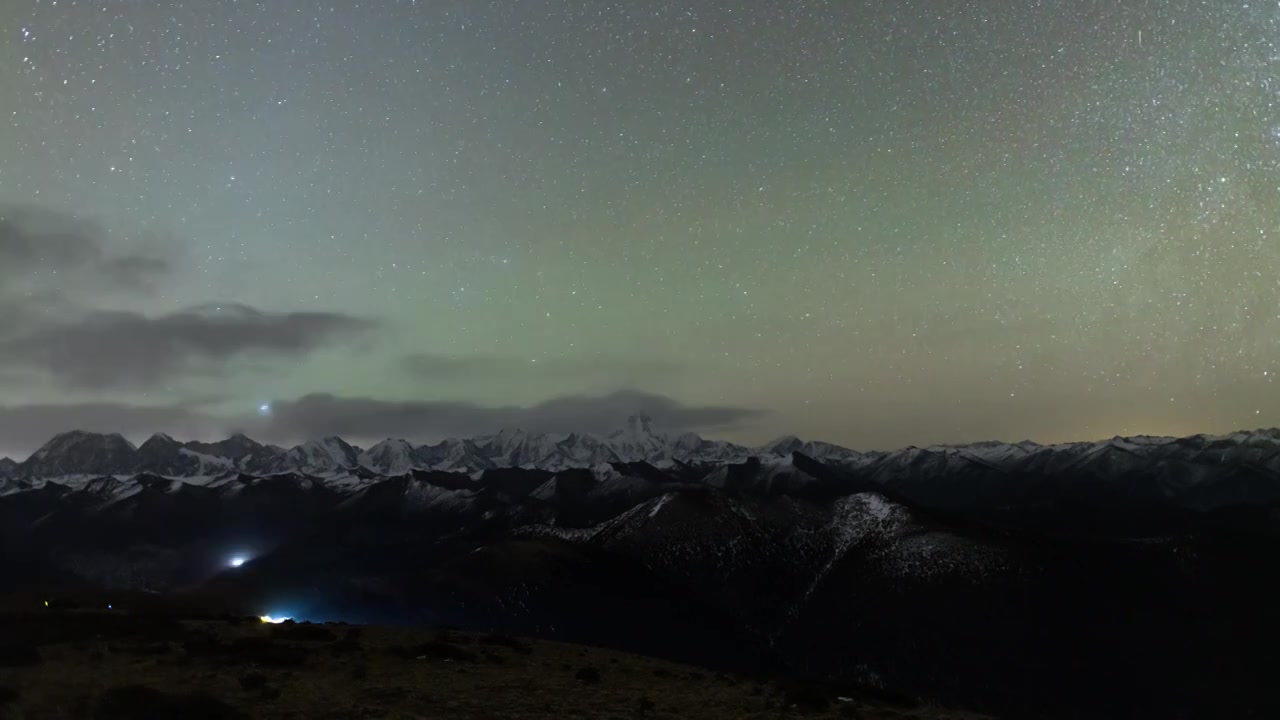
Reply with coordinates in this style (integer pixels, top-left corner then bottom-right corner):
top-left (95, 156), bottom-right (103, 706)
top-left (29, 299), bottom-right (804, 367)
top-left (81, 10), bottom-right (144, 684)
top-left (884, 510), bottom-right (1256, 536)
top-left (0, 0), bottom-right (1278, 457)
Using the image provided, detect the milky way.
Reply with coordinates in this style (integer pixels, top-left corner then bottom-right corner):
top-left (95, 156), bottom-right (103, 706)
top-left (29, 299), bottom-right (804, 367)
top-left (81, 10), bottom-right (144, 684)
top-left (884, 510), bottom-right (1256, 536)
top-left (0, 1), bottom-right (1277, 455)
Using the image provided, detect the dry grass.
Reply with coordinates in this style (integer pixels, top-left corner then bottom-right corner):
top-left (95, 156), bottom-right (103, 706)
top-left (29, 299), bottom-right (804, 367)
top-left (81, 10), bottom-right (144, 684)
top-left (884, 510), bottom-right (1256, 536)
top-left (0, 611), bottom-right (988, 719)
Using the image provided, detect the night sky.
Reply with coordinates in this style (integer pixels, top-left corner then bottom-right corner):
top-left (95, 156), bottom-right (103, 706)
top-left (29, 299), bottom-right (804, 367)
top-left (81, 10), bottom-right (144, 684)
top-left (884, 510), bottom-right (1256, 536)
top-left (1, 1), bottom-right (1278, 456)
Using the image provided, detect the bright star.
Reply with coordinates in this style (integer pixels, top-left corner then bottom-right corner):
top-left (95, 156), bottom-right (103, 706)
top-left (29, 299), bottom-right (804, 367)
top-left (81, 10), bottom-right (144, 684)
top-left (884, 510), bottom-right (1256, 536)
top-left (258, 403), bottom-right (271, 416)
top-left (228, 555), bottom-right (247, 568)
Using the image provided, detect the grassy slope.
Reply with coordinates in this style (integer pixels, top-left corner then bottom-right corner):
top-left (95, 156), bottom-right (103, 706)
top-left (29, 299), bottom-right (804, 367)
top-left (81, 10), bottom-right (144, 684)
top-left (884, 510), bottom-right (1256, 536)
top-left (0, 610), bottom-right (988, 720)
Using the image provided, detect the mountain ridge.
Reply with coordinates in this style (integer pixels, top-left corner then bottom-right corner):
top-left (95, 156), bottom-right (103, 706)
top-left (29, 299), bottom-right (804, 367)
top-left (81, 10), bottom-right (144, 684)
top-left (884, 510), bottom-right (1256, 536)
top-left (10, 424), bottom-right (1280, 493)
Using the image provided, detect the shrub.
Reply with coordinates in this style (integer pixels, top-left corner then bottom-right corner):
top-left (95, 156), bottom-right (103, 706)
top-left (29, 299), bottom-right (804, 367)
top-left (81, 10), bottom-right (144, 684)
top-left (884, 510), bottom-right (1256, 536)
top-left (94, 685), bottom-right (248, 720)
top-left (575, 667), bottom-right (602, 685)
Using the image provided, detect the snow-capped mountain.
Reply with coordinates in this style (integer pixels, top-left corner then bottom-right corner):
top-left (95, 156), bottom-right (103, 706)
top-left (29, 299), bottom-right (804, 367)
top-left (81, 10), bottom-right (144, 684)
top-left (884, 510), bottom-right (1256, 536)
top-left (755, 435), bottom-right (863, 463)
top-left (184, 433), bottom-right (285, 474)
top-left (274, 436), bottom-right (361, 475)
top-left (418, 437), bottom-right (494, 473)
top-left (20, 430), bottom-right (140, 478)
top-left (357, 438), bottom-right (422, 476)
top-left (0, 457), bottom-right (16, 479)
top-left (136, 433), bottom-right (236, 477)
top-left (475, 428), bottom-right (565, 467)
top-left (0, 415), bottom-right (822, 480)
top-left (541, 431), bottom-right (623, 468)
top-left (605, 414), bottom-right (671, 461)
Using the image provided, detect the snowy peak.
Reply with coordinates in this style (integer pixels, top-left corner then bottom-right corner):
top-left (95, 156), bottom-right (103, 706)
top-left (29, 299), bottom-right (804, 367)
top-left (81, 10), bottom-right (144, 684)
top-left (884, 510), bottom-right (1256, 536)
top-left (358, 438), bottom-right (421, 475)
top-left (30, 430), bottom-right (136, 458)
top-left (607, 414), bottom-right (669, 461)
top-left (669, 432), bottom-right (751, 463)
top-left (138, 432), bottom-right (179, 451)
top-left (553, 432), bottom-right (621, 467)
top-left (0, 457), bottom-right (16, 478)
top-left (277, 436), bottom-right (360, 475)
top-left (136, 432), bottom-right (206, 477)
top-left (477, 428), bottom-right (562, 467)
top-left (21, 430), bottom-right (140, 477)
top-left (756, 436), bottom-right (861, 463)
top-left (418, 437), bottom-right (493, 473)
top-left (182, 434), bottom-right (284, 474)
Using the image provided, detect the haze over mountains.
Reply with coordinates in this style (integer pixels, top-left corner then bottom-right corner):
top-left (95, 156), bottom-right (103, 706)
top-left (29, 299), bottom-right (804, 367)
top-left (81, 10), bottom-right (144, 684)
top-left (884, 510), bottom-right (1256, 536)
top-left (5, 418), bottom-right (1280, 718)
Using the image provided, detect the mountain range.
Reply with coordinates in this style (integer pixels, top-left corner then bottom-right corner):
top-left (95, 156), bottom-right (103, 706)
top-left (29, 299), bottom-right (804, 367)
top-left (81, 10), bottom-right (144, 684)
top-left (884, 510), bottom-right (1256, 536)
top-left (7, 420), bottom-right (1280, 522)
top-left (4, 419), bottom-right (1280, 719)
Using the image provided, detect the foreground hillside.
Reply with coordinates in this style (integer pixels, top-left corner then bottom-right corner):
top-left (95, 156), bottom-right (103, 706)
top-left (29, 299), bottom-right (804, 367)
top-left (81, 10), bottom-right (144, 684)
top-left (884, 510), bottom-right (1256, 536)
top-left (0, 609), bottom-right (984, 720)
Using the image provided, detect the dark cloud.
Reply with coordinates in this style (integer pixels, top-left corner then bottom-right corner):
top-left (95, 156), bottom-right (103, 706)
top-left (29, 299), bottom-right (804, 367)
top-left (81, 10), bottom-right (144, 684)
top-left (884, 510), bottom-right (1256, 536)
top-left (0, 304), bottom-right (376, 389)
top-left (0, 390), bottom-right (764, 459)
top-left (402, 353), bottom-right (683, 385)
top-left (0, 205), bottom-right (170, 291)
top-left (255, 389), bottom-right (762, 445)
top-left (0, 207), bottom-right (375, 391)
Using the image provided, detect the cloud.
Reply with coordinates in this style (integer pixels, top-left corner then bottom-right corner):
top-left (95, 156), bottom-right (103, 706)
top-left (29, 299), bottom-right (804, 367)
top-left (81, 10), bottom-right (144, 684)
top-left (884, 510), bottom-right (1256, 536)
top-left (0, 207), bottom-right (376, 390)
top-left (254, 389), bottom-right (763, 445)
top-left (0, 304), bottom-right (376, 389)
top-left (0, 205), bottom-right (170, 293)
top-left (0, 390), bottom-right (764, 459)
top-left (402, 352), bottom-right (683, 385)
